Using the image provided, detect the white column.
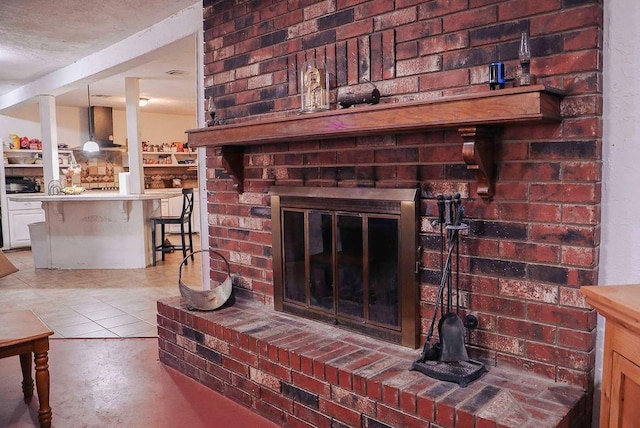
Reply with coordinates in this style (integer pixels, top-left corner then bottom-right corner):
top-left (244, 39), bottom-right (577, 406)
top-left (125, 77), bottom-right (144, 194)
top-left (39, 95), bottom-right (60, 188)
top-left (194, 27), bottom-right (210, 289)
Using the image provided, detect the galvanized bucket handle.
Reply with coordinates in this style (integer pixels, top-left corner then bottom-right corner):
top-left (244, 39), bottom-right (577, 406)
top-left (179, 249), bottom-right (233, 311)
top-left (178, 249), bottom-right (231, 284)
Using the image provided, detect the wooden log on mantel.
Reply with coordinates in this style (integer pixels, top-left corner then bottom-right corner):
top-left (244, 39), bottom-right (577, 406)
top-left (187, 85), bottom-right (563, 200)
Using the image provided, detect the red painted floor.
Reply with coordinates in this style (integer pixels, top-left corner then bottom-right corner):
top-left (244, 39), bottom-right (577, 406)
top-left (0, 338), bottom-right (279, 428)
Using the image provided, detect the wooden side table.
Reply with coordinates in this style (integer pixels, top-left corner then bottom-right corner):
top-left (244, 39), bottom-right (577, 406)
top-left (581, 285), bottom-right (640, 428)
top-left (0, 310), bottom-right (54, 428)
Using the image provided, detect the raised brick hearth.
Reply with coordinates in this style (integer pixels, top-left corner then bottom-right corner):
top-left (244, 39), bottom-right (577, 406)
top-left (158, 297), bottom-right (588, 427)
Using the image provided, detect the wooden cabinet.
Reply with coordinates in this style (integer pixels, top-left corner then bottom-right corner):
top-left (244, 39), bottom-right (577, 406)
top-left (581, 285), bottom-right (640, 428)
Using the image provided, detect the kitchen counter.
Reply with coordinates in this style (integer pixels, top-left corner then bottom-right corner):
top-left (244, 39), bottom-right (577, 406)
top-left (9, 190), bottom-right (183, 269)
top-left (8, 189), bottom-right (182, 202)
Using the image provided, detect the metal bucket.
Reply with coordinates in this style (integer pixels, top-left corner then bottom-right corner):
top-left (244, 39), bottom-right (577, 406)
top-left (179, 249), bottom-right (232, 311)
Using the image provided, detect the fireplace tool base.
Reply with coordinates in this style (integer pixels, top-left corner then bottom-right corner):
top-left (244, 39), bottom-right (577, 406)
top-left (411, 359), bottom-right (486, 388)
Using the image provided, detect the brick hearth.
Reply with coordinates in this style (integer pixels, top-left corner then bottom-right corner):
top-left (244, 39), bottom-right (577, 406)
top-left (158, 297), bottom-right (588, 427)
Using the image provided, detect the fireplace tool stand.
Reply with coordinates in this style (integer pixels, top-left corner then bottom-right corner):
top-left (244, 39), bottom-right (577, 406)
top-left (411, 194), bottom-right (486, 387)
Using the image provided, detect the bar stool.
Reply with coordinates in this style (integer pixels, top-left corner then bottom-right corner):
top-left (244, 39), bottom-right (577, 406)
top-left (151, 188), bottom-right (195, 266)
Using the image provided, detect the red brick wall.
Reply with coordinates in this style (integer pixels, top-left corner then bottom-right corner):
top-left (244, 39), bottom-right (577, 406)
top-left (202, 0), bottom-right (602, 388)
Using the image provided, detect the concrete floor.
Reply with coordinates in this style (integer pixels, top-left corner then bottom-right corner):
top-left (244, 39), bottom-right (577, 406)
top-left (0, 244), bottom-right (278, 427)
top-left (0, 339), bottom-right (278, 428)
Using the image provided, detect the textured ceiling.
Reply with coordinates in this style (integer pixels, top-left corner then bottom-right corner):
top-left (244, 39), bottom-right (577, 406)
top-left (0, 0), bottom-right (198, 115)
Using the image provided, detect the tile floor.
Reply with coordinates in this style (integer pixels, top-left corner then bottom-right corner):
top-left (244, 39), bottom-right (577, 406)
top-left (0, 239), bottom-right (202, 338)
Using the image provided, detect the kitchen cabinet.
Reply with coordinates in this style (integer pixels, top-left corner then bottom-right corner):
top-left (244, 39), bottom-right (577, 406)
top-left (2, 149), bottom-right (74, 249)
top-left (161, 190), bottom-right (200, 234)
top-left (6, 200), bottom-right (45, 248)
top-left (580, 285), bottom-right (640, 428)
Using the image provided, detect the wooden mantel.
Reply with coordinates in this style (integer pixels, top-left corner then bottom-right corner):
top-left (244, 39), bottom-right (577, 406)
top-left (187, 85), bottom-right (563, 199)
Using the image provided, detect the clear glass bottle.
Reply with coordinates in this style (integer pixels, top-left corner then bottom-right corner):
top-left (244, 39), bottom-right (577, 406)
top-left (515, 31), bottom-right (536, 86)
top-left (300, 60), bottom-right (329, 113)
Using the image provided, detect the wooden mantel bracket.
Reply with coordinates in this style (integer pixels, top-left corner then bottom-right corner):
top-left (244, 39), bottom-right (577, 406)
top-left (220, 146), bottom-right (245, 193)
top-left (460, 126), bottom-right (497, 201)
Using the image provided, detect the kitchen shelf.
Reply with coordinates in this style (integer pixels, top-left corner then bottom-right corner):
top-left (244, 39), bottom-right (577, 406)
top-left (143, 164), bottom-right (197, 168)
top-left (142, 151), bottom-right (196, 168)
top-left (4, 149), bottom-right (74, 153)
top-left (186, 85), bottom-right (563, 199)
top-left (3, 149), bottom-right (75, 168)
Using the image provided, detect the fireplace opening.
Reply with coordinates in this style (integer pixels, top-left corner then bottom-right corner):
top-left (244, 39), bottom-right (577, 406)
top-left (270, 187), bottom-right (420, 347)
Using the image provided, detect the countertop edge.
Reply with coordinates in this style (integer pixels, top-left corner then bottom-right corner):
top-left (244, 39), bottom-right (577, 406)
top-left (7, 190), bottom-right (183, 202)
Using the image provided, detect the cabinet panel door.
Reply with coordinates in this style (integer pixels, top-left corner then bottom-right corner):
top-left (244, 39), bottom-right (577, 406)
top-left (610, 352), bottom-right (640, 428)
top-left (9, 209), bottom-right (45, 248)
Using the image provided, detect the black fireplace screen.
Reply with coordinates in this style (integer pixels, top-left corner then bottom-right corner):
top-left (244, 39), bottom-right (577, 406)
top-left (271, 187), bottom-right (419, 347)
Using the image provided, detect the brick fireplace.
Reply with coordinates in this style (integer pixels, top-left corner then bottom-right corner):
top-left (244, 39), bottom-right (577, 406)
top-left (158, 1), bottom-right (601, 426)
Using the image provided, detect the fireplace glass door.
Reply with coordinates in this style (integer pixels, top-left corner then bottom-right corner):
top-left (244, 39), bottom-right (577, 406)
top-left (283, 210), bottom-right (399, 329)
top-left (272, 187), bottom-right (418, 347)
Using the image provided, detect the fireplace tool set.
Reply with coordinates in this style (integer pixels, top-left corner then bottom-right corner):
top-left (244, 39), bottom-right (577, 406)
top-left (411, 194), bottom-right (486, 387)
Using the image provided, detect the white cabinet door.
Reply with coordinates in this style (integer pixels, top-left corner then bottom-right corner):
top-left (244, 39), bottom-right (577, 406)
top-left (9, 209), bottom-right (45, 248)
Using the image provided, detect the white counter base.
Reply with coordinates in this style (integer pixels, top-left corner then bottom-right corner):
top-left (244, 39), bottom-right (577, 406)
top-left (10, 191), bottom-right (181, 269)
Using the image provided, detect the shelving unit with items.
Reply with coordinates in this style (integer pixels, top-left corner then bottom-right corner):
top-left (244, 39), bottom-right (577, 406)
top-left (141, 141), bottom-right (197, 189)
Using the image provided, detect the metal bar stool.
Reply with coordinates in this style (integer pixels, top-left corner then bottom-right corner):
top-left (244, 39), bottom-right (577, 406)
top-left (151, 188), bottom-right (195, 266)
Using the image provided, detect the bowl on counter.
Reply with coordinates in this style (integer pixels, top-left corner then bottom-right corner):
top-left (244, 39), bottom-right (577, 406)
top-left (6, 154), bottom-right (36, 164)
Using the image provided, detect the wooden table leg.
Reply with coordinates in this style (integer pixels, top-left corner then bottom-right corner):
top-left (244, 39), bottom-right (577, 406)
top-left (19, 353), bottom-right (34, 402)
top-left (33, 339), bottom-right (52, 428)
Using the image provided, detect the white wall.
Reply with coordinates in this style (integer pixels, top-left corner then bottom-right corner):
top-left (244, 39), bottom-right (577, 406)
top-left (595, 1), bottom-right (640, 425)
top-left (0, 104), bottom-right (194, 149)
top-left (0, 104), bottom-right (86, 148)
top-left (112, 109), bottom-right (195, 146)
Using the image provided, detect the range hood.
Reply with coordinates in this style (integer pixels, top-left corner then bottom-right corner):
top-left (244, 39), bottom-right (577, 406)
top-left (90, 106), bottom-right (119, 147)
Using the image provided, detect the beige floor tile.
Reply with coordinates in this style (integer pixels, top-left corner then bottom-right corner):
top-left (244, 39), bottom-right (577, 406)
top-left (96, 314), bottom-right (143, 329)
top-left (82, 306), bottom-right (127, 321)
top-left (109, 321), bottom-right (155, 337)
top-left (55, 321), bottom-right (107, 337)
top-left (0, 239), bottom-right (203, 338)
top-left (75, 329), bottom-right (120, 338)
top-left (70, 301), bottom-right (118, 315)
top-left (41, 312), bottom-right (93, 329)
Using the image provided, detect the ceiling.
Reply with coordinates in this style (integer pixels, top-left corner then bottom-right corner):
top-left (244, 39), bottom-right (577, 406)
top-left (0, 0), bottom-right (199, 116)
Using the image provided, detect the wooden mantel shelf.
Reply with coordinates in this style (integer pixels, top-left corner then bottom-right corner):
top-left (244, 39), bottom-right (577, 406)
top-left (187, 85), bottom-right (563, 199)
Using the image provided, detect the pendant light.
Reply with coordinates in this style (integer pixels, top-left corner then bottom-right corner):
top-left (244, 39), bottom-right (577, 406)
top-left (83, 85), bottom-right (100, 153)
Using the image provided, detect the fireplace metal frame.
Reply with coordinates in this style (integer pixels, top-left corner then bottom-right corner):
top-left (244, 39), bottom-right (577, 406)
top-left (270, 186), bottom-right (420, 348)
